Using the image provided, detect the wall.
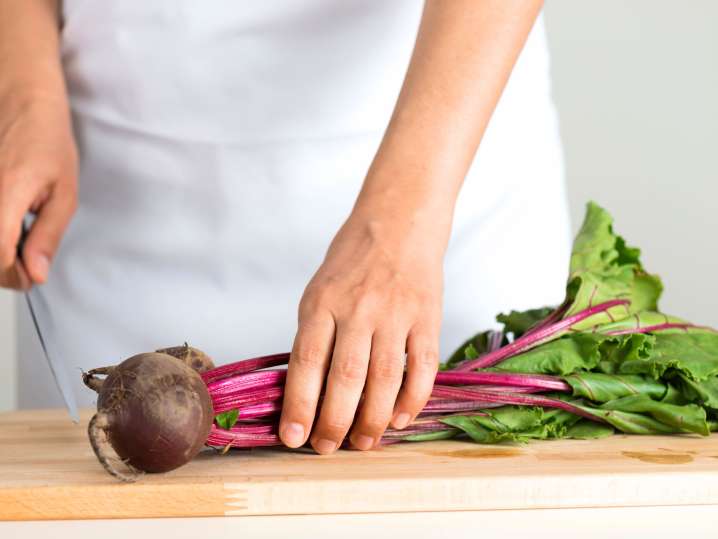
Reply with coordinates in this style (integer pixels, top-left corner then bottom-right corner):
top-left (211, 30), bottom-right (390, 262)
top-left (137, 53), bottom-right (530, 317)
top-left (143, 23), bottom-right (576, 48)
top-left (0, 1), bottom-right (716, 410)
top-left (544, 0), bottom-right (718, 326)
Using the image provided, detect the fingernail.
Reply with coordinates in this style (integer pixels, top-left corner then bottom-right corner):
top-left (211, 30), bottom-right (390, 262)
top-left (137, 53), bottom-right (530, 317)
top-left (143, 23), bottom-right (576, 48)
top-left (315, 438), bottom-right (338, 454)
top-left (352, 434), bottom-right (374, 451)
top-left (34, 254), bottom-right (50, 282)
top-left (280, 422), bottom-right (305, 448)
top-left (393, 412), bottom-right (411, 430)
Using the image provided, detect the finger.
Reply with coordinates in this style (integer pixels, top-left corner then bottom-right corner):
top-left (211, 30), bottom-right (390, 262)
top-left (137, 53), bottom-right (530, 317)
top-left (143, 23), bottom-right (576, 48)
top-left (0, 180), bottom-right (35, 284)
top-left (310, 323), bottom-right (372, 454)
top-left (391, 322), bottom-right (440, 430)
top-left (349, 328), bottom-right (406, 450)
top-left (22, 187), bottom-right (77, 284)
top-left (279, 312), bottom-right (335, 448)
top-left (0, 259), bottom-right (32, 290)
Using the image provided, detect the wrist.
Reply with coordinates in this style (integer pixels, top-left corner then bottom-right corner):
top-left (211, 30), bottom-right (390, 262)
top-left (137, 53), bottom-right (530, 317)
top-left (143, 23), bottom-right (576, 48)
top-left (348, 195), bottom-right (453, 264)
top-left (0, 84), bottom-right (69, 115)
top-left (355, 168), bottom-right (455, 230)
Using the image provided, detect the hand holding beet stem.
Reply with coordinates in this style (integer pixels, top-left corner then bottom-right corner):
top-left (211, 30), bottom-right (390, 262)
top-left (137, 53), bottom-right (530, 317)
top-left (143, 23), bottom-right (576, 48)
top-left (279, 203), bottom-right (449, 455)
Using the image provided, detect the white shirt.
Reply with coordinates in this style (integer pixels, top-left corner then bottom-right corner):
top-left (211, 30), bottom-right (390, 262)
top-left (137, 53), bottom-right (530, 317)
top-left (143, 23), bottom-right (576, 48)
top-left (19, 1), bottom-right (571, 407)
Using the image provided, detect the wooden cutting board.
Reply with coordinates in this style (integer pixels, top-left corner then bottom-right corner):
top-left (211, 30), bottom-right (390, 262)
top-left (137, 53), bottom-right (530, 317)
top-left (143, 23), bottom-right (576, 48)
top-left (2, 408), bottom-right (718, 521)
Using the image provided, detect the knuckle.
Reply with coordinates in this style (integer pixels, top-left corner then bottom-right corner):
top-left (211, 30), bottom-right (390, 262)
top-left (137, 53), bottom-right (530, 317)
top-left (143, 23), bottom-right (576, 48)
top-left (351, 290), bottom-right (379, 319)
top-left (400, 378), bottom-right (434, 410)
top-left (299, 287), bottom-right (331, 319)
top-left (356, 412), bottom-right (390, 435)
top-left (320, 418), bottom-right (351, 434)
top-left (370, 355), bottom-right (405, 383)
top-left (290, 345), bottom-right (327, 370)
top-left (281, 400), bottom-right (315, 425)
top-left (403, 386), bottom-right (432, 410)
top-left (410, 348), bottom-right (439, 371)
top-left (314, 419), bottom-right (350, 442)
top-left (333, 356), bottom-right (367, 383)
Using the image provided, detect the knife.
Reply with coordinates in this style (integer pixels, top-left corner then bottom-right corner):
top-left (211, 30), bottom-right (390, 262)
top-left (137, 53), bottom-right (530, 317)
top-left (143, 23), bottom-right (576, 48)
top-left (18, 218), bottom-right (80, 423)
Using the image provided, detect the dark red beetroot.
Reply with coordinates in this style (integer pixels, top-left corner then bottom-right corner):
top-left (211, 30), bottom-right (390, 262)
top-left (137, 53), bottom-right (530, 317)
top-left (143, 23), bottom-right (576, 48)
top-left (85, 352), bottom-right (213, 482)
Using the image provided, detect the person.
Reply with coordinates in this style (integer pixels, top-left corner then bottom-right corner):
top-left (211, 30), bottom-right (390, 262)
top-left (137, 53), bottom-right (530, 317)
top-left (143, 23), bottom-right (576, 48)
top-left (0, 0), bottom-right (570, 454)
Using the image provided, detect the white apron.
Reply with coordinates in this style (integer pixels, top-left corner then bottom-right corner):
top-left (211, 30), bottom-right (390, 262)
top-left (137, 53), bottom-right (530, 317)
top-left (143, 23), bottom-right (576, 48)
top-left (18, 1), bottom-right (571, 408)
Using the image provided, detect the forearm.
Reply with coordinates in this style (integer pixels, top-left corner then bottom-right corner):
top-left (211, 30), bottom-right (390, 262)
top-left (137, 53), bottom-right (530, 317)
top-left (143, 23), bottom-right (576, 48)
top-left (0, 0), bottom-right (66, 108)
top-left (355, 0), bottom-right (543, 250)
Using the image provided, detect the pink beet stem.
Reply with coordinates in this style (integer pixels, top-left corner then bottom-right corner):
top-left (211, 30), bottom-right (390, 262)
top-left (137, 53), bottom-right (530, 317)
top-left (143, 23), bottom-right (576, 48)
top-left (212, 386), bottom-right (284, 414)
top-left (207, 369), bottom-right (286, 395)
top-left (435, 371), bottom-right (570, 392)
top-left (431, 385), bottom-right (602, 422)
top-left (420, 399), bottom-right (501, 414)
top-left (234, 401), bottom-right (283, 421)
top-left (206, 425), bottom-right (283, 448)
top-left (487, 330), bottom-right (504, 352)
top-left (522, 300), bottom-right (571, 338)
top-left (454, 299), bottom-right (630, 371)
top-left (202, 352), bottom-right (290, 383)
top-left (226, 423), bottom-right (276, 435)
top-left (605, 322), bottom-right (717, 336)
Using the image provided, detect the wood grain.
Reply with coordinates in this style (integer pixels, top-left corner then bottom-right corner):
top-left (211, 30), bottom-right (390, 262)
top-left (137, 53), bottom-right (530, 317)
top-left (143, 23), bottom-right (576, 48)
top-left (2, 408), bottom-right (718, 521)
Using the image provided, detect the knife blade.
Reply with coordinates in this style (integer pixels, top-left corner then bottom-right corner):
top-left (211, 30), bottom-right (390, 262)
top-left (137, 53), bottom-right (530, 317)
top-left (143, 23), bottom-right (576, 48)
top-left (18, 218), bottom-right (80, 423)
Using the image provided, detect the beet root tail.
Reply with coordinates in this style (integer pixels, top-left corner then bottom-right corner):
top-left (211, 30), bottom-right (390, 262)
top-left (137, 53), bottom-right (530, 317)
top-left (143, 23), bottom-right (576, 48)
top-left (87, 412), bottom-right (143, 483)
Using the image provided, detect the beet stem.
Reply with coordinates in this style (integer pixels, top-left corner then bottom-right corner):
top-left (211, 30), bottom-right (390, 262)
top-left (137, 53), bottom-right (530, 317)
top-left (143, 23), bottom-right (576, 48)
top-left (454, 299), bottom-right (630, 371)
top-left (201, 352), bottom-right (290, 383)
top-left (82, 366), bottom-right (115, 394)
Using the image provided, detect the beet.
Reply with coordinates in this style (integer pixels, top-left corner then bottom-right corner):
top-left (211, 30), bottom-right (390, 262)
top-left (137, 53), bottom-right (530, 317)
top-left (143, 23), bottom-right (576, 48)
top-left (156, 343), bottom-right (216, 373)
top-left (86, 352), bottom-right (214, 481)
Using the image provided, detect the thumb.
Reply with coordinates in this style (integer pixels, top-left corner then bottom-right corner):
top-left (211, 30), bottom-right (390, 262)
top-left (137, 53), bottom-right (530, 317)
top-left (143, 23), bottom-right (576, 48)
top-left (22, 191), bottom-right (77, 284)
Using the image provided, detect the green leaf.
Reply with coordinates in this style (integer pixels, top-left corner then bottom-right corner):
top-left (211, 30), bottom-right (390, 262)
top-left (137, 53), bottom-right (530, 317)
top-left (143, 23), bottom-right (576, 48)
top-left (497, 306), bottom-right (555, 338)
top-left (496, 332), bottom-right (655, 377)
top-left (578, 407), bottom-right (679, 435)
top-left (440, 406), bottom-right (580, 443)
top-left (464, 343), bottom-right (480, 361)
top-left (594, 311), bottom-right (689, 335)
top-left (565, 202), bottom-right (662, 330)
top-left (565, 420), bottom-right (614, 439)
top-left (473, 406), bottom-right (544, 433)
top-left (443, 330), bottom-right (496, 370)
top-left (598, 394), bottom-right (709, 435)
top-left (596, 332), bottom-right (655, 371)
top-left (675, 375), bottom-right (718, 410)
top-left (659, 383), bottom-right (688, 405)
top-left (440, 416), bottom-right (532, 443)
top-left (497, 333), bottom-right (606, 375)
top-left (215, 409), bottom-right (239, 430)
top-left (619, 332), bottom-right (718, 381)
top-left (540, 406), bottom-right (583, 429)
top-left (564, 373), bottom-right (666, 402)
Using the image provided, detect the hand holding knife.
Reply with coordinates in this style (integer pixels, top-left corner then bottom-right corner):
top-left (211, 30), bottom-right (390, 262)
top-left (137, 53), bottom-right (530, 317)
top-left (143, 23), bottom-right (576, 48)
top-left (17, 217), bottom-right (79, 423)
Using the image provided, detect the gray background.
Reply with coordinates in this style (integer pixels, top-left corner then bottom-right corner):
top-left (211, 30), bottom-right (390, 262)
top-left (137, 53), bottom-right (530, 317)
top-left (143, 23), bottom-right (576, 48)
top-left (1, 1), bottom-right (716, 410)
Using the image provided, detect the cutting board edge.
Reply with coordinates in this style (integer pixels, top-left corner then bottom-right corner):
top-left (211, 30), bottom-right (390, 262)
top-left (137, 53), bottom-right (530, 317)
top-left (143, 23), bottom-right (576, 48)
top-left (4, 470), bottom-right (718, 521)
